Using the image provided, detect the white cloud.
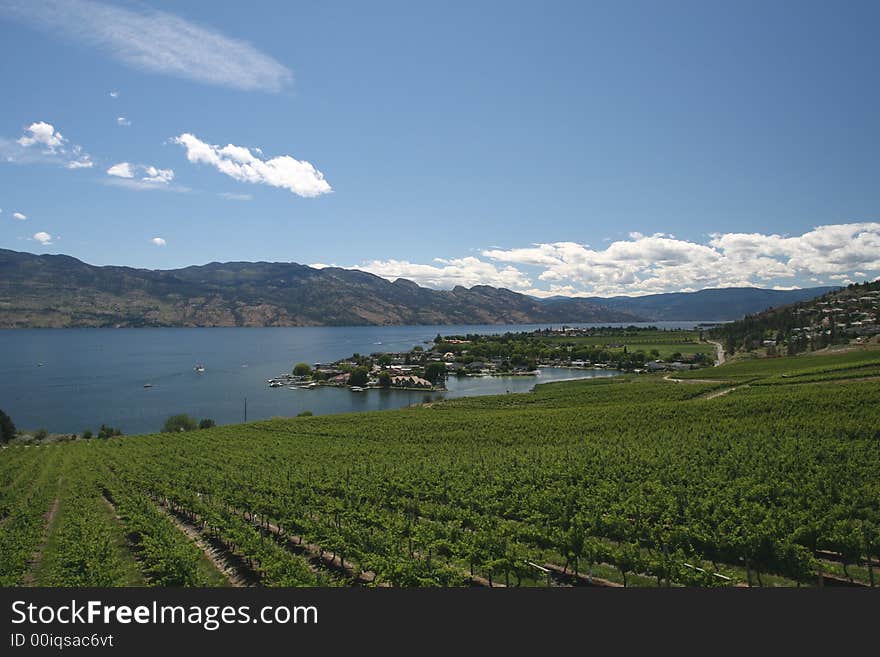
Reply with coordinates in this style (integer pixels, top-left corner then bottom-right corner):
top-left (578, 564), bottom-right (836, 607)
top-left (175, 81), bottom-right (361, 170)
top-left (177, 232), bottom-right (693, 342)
top-left (348, 256), bottom-right (533, 291)
top-left (4, 121), bottom-right (93, 168)
top-left (17, 121), bottom-right (65, 152)
top-left (476, 225), bottom-right (880, 296)
top-left (219, 192), bottom-right (253, 201)
top-left (105, 162), bottom-right (177, 190)
top-left (150, 237), bottom-right (166, 246)
top-left (33, 231), bottom-right (52, 245)
top-left (143, 166), bottom-right (174, 184)
top-left (109, 90), bottom-right (119, 98)
top-left (325, 223), bottom-right (880, 297)
top-left (12, 211), bottom-right (27, 221)
top-left (172, 133), bottom-right (331, 198)
top-left (1, 0), bottom-right (292, 92)
top-left (116, 116), bottom-right (131, 127)
top-left (66, 158), bottom-right (93, 169)
top-left (107, 162), bottom-right (134, 178)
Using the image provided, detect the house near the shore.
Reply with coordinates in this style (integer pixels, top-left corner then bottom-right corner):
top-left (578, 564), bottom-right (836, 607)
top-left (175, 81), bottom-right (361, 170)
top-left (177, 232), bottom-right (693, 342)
top-left (391, 375), bottom-right (433, 389)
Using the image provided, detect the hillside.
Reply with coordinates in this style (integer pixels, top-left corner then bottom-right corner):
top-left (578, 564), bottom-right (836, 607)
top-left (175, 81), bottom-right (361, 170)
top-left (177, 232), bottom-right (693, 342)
top-left (0, 249), bottom-right (641, 328)
top-left (709, 279), bottom-right (880, 354)
top-left (580, 286), bottom-right (839, 321)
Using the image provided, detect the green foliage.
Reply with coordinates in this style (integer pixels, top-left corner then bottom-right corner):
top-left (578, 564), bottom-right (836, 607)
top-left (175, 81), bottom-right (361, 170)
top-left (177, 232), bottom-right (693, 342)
top-left (34, 428), bottom-right (48, 441)
top-left (97, 424), bottom-right (123, 439)
top-left (377, 371), bottom-right (392, 388)
top-left (424, 362), bottom-right (446, 384)
top-left (348, 367), bottom-right (369, 388)
top-left (82, 430), bottom-right (93, 440)
top-left (297, 411), bottom-right (313, 417)
top-left (198, 418), bottom-right (216, 430)
top-left (292, 362), bottom-right (312, 377)
top-left (0, 409), bottom-right (15, 443)
top-left (162, 415), bottom-right (198, 433)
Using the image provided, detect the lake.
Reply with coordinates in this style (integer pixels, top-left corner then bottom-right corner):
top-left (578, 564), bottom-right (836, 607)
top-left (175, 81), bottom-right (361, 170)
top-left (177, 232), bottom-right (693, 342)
top-left (0, 322), bottom-right (704, 435)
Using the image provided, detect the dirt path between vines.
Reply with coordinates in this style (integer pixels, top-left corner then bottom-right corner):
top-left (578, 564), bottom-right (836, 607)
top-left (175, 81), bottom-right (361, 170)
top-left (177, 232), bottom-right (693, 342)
top-left (21, 484), bottom-right (61, 586)
top-left (663, 374), bottom-right (730, 385)
top-left (158, 506), bottom-right (254, 587)
top-left (241, 510), bottom-right (381, 585)
top-left (702, 385), bottom-right (747, 400)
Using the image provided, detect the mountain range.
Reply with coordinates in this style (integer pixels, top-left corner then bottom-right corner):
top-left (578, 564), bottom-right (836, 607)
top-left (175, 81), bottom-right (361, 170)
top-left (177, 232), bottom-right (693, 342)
top-left (0, 248), bottom-right (835, 328)
top-left (577, 287), bottom-right (838, 321)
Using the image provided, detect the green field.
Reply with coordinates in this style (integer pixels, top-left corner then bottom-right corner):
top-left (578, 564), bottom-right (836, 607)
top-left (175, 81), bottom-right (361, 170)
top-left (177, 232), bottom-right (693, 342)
top-left (502, 328), bottom-right (711, 360)
top-left (673, 346), bottom-right (880, 384)
top-left (1, 347), bottom-right (878, 588)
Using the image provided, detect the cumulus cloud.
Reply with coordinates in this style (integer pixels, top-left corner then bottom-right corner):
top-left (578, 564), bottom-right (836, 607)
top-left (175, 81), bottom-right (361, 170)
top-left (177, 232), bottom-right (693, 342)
top-left (12, 211), bottom-right (27, 221)
top-left (17, 121), bottom-right (65, 152)
top-left (1, 0), bottom-right (292, 92)
top-left (106, 162), bottom-right (134, 178)
top-left (142, 166), bottom-right (173, 184)
top-left (3, 121), bottom-right (93, 168)
top-left (480, 223), bottom-right (880, 296)
top-left (346, 256), bottom-right (533, 291)
top-left (327, 223), bottom-right (880, 297)
top-left (32, 231), bottom-right (52, 245)
top-left (109, 90), bottom-right (119, 98)
top-left (150, 237), bottom-right (166, 246)
top-left (105, 162), bottom-right (179, 190)
top-left (172, 133), bottom-right (331, 198)
top-left (219, 192), bottom-right (253, 201)
top-left (116, 116), bottom-right (131, 127)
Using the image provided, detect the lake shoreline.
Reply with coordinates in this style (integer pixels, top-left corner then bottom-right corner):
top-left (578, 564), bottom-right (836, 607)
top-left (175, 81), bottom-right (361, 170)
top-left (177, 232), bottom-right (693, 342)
top-left (0, 322), bottom-right (704, 435)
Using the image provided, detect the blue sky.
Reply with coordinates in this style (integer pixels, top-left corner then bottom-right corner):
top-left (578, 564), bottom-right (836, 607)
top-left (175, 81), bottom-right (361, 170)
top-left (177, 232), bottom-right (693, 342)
top-left (1, 0), bottom-right (879, 296)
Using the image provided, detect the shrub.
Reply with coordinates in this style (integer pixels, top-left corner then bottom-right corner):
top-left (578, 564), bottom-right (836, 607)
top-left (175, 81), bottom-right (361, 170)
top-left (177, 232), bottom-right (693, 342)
top-left (98, 424), bottom-right (123, 439)
top-left (198, 418), bottom-right (216, 430)
top-left (349, 367), bottom-right (370, 387)
top-left (162, 414), bottom-right (198, 433)
top-left (297, 411), bottom-right (313, 417)
top-left (0, 409), bottom-right (15, 443)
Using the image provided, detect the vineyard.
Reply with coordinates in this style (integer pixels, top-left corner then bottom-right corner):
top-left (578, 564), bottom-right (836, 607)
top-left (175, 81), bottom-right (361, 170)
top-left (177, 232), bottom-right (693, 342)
top-left (1, 346), bottom-right (879, 588)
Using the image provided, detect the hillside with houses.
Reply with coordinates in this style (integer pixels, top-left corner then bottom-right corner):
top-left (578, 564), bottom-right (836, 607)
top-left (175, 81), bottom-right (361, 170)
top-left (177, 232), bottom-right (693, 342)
top-left (711, 279), bottom-right (880, 356)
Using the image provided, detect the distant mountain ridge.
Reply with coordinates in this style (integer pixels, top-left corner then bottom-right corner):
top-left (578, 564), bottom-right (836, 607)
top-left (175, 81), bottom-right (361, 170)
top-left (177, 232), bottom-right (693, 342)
top-left (0, 249), bottom-right (840, 327)
top-left (574, 287), bottom-right (839, 321)
top-left (0, 249), bottom-right (641, 328)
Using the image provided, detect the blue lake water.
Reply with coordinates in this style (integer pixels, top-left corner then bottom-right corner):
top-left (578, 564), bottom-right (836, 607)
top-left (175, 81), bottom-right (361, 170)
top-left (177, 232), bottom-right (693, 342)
top-left (0, 322), bottom-right (704, 435)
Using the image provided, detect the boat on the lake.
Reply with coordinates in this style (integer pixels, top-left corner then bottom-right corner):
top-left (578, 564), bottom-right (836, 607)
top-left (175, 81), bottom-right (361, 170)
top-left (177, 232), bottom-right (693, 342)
top-left (143, 383), bottom-right (153, 388)
top-left (194, 364), bottom-right (205, 373)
